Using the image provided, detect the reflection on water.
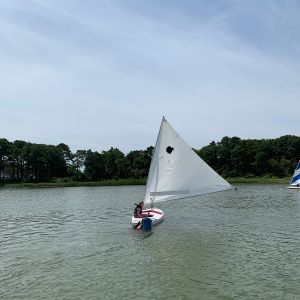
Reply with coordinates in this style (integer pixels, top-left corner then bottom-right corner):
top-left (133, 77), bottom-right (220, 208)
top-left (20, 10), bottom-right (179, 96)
top-left (0, 185), bottom-right (300, 299)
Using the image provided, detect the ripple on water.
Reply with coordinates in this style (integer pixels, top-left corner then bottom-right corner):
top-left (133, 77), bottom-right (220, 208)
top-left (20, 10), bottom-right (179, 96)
top-left (0, 185), bottom-right (300, 299)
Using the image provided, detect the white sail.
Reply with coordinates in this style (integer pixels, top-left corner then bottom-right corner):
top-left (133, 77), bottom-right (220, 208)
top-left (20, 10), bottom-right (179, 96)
top-left (144, 117), bottom-right (233, 204)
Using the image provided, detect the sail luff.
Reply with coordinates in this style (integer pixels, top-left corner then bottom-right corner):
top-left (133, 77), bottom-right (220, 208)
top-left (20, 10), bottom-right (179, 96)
top-left (143, 117), bottom-right (165, 204)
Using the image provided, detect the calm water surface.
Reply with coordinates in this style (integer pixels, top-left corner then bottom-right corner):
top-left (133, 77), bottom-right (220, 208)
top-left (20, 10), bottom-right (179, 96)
top-left (0, 184), bottom-right (300, 299)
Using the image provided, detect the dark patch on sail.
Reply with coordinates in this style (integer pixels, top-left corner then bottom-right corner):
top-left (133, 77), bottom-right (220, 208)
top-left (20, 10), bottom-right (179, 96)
top-left (166, 146), bottom-right (174, 154)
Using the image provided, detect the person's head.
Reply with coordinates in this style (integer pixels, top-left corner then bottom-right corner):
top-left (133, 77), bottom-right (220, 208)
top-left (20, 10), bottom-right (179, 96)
top-left (139, 201), bottom-right (144, 208)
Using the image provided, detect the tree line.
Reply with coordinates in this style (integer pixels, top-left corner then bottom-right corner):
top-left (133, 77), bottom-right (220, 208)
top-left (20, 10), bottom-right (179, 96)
top-left (0, 135), bottom-right (299, 183)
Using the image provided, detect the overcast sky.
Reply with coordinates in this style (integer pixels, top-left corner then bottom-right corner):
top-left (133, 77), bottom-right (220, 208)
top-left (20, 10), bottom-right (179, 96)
top-left (1, 0), bottom-right (299, 153)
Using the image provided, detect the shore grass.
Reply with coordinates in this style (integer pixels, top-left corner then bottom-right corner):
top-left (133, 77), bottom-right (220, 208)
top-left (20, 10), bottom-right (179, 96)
top-left (227, 177), bottom-right (290, 184)
top-left (2, 178), bottom-right (147, 188)
top-left (0, 176), bottom-right (290, 188)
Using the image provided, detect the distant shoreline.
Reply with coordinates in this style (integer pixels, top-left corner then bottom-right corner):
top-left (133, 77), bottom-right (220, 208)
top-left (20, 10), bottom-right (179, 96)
top-left (228, 177), bottom-right (290, 184)
top-left (0, 177), bottom-right (290, 188)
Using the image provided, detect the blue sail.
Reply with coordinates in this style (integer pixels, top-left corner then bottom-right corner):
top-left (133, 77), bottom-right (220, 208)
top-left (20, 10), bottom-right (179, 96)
top-left (290, 161), bottom-right (300, 185)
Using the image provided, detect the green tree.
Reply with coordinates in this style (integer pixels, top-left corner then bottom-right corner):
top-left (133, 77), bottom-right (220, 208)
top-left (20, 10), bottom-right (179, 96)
top-left (127, 146), bottom-right (153, 178)
top-left (0, 138), bottom-right (10, 180)
top-left (102, 147), bottom-right (129, 179)
top-left (84, 150), bottom-right (105, 180)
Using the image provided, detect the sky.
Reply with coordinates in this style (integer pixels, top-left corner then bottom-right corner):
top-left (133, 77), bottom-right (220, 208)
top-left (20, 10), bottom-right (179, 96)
top-left (0, 0), bottom-right (300, 153)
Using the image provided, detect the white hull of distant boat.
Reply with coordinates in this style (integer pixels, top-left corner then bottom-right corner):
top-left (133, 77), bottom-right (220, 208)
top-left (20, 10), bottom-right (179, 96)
top-left (287, 161), bottom-right (300, 190)
top-left (287, 185), bottom-right (300, 190)
top-left (131, 116), bottom-right (234, 228)
top-left (131, 208), bottom-right (164, 226)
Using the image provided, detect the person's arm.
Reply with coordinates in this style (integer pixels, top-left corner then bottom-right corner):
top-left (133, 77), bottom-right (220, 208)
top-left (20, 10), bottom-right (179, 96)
top-left (137, 207), bottom-right (150, 218)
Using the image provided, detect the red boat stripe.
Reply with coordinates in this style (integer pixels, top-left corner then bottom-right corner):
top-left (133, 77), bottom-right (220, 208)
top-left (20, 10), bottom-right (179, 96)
top-left (144, 209), bottom-right (162, 215)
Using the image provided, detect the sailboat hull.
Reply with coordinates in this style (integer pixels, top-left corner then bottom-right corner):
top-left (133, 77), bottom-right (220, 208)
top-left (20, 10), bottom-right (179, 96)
top-left (287, 186), bottom-right (300, 189)
top-left (131, 208), bottom-right (164, 227)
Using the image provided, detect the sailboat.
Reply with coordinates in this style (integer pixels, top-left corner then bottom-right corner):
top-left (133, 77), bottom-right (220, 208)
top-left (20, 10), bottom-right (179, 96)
top-left (287, 161), bottom-right (300, 189)
top-left (131, 116), bottom-right (234, 227)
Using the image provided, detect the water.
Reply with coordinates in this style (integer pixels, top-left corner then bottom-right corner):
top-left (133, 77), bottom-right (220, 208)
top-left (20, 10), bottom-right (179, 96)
top-left (0, 185), bottom-right (300, 300)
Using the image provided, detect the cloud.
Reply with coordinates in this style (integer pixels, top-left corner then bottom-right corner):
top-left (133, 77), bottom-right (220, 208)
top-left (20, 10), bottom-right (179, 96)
top-left (0, 0), bottom-right (299, 152)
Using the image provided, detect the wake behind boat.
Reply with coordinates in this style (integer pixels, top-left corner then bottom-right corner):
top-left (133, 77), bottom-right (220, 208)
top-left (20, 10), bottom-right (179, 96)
top-left (132, 116), bottom-right (234, 228)
top-left (287, 161), bottom-right (300, 189)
